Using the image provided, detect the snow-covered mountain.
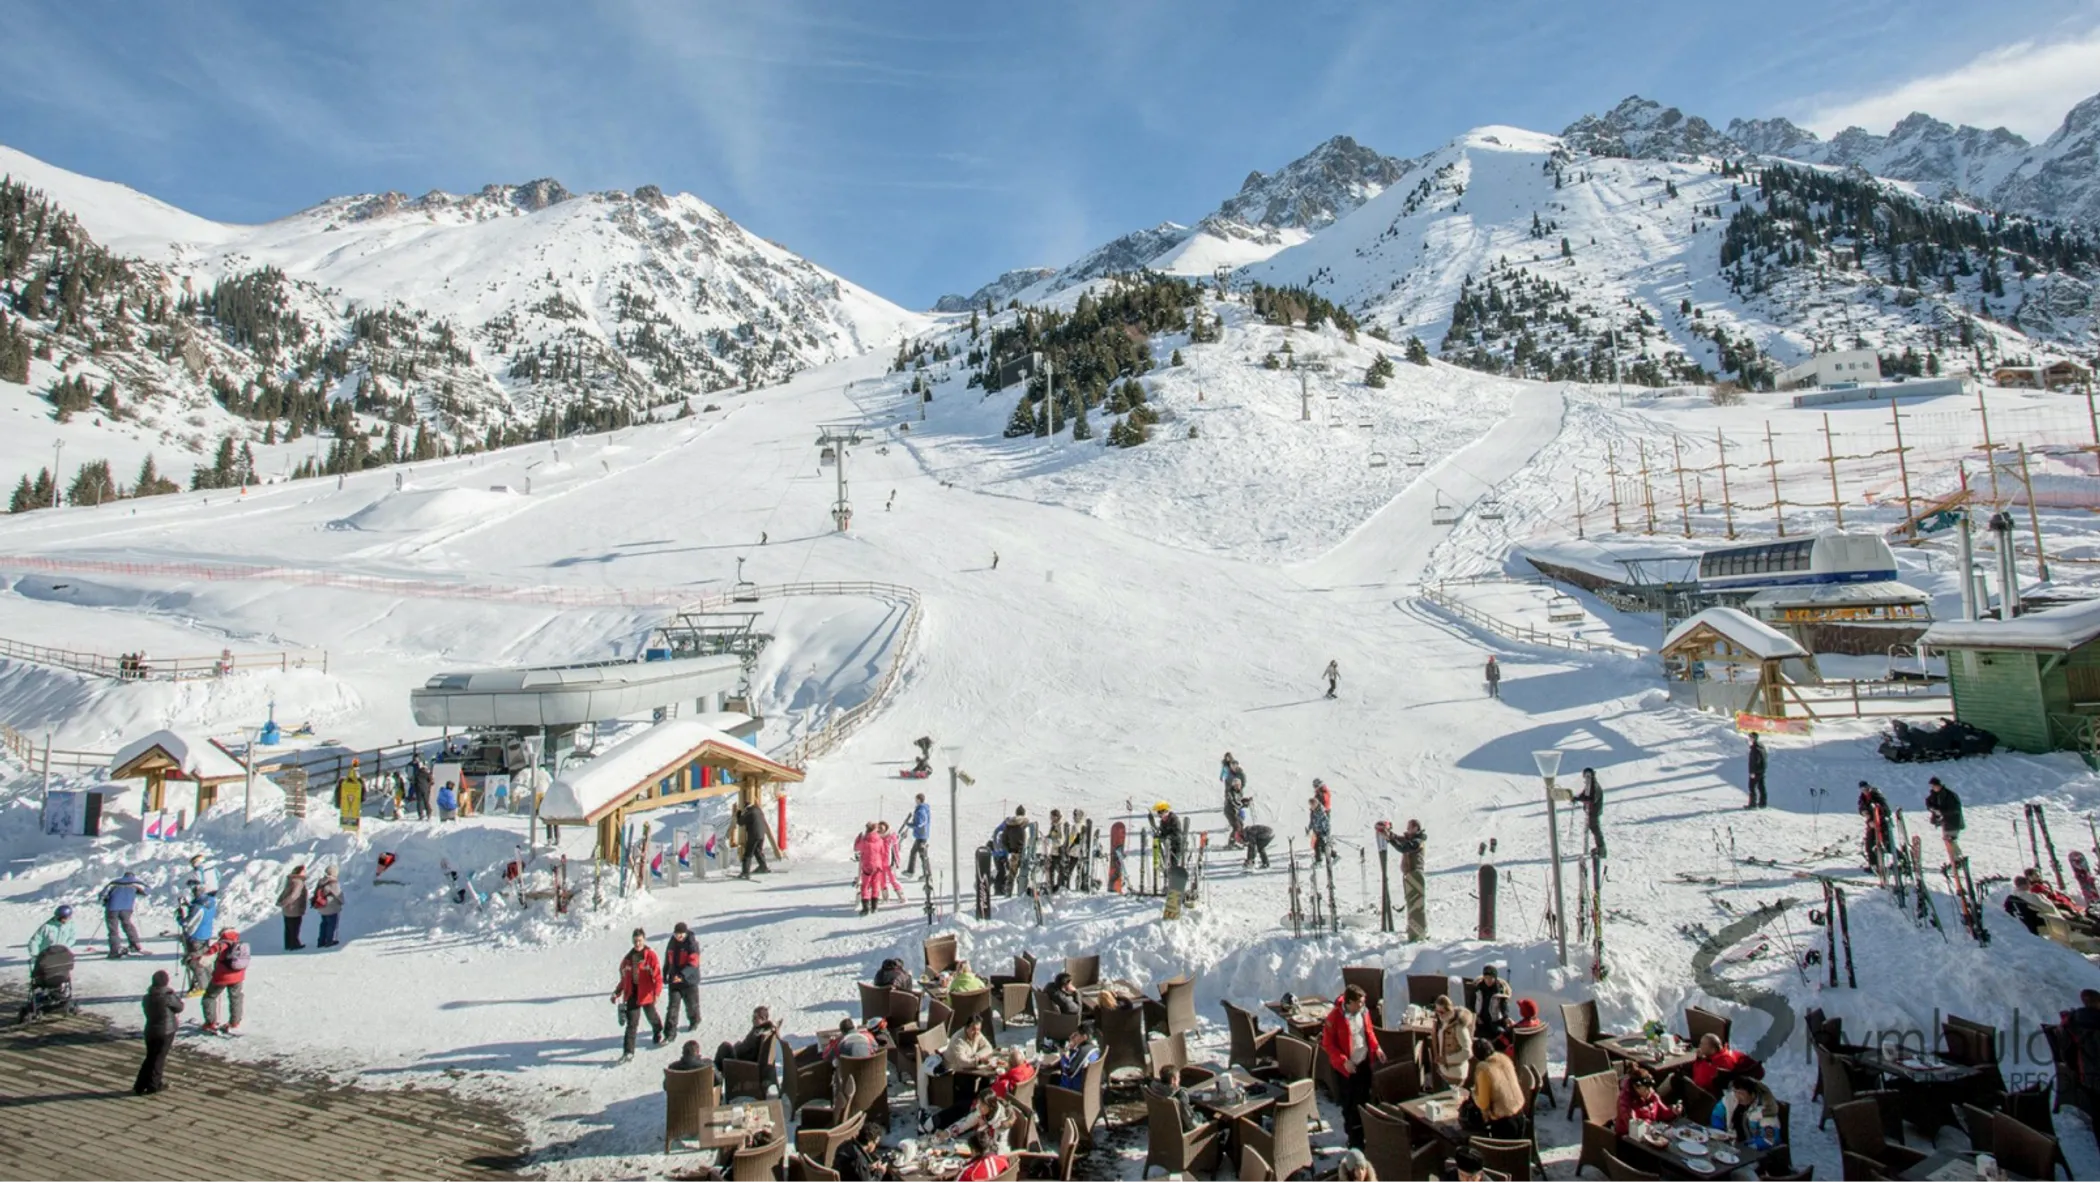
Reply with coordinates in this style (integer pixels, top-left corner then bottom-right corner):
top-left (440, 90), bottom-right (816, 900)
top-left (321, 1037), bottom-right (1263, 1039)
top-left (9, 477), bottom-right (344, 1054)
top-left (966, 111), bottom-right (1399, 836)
top-left (931, 267), bottom-right (1055, 313)
top-left (0, 143), bottom-right (923, 493)
top-left (934, 135), bottom-right (1410, 308)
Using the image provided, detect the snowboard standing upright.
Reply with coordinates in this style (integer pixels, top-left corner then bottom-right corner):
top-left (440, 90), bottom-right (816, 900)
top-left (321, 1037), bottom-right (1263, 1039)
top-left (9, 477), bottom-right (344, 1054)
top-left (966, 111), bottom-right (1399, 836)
top-left (1162, 864), bottom-right (1188, 921)
top-left (1287, 842), bottom-right (1304, 936)
top-left (1108, 821), bottom-right (1127, 894)
top-left (973, 846), bottom-right (993, 920)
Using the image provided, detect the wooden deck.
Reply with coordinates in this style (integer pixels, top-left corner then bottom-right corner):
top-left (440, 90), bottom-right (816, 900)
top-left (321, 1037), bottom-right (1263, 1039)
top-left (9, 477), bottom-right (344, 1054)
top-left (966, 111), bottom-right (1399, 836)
top-left (0, 991), bottom-right (528, 1181)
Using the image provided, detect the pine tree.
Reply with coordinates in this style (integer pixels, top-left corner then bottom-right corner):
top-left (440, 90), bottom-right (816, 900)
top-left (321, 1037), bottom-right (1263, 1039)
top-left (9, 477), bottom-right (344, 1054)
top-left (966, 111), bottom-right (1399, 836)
top-left (8, 475), bottom-right (32, 513)
top-left (1002, 394), bottom-right (1037, 438)
top-left (1561, 237), bottom-right (1573, 259)
top-left (1170, 348), bottom-right (1184, 366)
top-left (1071, 397), bottom-right (1092, 441)
top-left (67, 460), bottom-right (115, 507)
top-left (1405, 337), bottom-right (1431, 366)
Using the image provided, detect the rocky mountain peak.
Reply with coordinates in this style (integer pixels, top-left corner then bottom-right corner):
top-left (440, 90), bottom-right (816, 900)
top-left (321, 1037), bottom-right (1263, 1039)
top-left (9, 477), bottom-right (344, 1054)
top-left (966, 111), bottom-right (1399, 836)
top-left (1561, 95), bottom-right (1733, 160)
top-left (1213, 134), bottom-right (1409, 232)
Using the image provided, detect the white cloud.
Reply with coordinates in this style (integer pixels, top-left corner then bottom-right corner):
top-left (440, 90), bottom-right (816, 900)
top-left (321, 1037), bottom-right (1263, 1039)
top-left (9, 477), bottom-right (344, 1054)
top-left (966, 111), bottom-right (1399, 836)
top-left (1795, 27), bottom-right (2100, 140)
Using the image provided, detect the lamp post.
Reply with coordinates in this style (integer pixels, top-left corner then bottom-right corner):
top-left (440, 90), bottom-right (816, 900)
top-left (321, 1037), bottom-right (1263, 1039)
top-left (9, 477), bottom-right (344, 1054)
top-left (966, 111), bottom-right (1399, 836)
top-left (244, 725), bottom-right (263, 825)
top-left (1534, 749), bottom-right (1569, 968)
top-left (944, 745), bottom-right (965, 916)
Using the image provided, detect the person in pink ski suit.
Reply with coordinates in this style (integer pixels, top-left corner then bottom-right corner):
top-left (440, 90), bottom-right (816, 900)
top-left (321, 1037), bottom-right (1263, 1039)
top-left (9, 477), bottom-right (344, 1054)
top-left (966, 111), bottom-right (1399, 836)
top-left (853, 823), bottom-right (884, 915)
top-left (877, 820), bottom-right (906, 903)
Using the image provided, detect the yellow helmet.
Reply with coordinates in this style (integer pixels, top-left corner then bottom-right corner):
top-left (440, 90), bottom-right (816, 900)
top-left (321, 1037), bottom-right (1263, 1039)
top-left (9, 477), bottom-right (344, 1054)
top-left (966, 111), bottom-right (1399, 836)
top-left (1153, 801), bottom-right (1171, 813)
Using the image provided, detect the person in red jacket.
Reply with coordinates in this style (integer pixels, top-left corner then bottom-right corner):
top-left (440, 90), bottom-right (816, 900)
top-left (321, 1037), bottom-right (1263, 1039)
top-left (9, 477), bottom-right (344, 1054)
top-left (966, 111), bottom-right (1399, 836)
top-left (612, 926), bottom-right (664, 1062)
top-left (1320, 983), bottom-right (1386, 1149)
top-left (1689, 1033), bottom-right (1763, 1093)
top-left (199, 928), bottom-right (249, 1035)
top-left (955, 1129), bottom-right (1009, 1181)
top-left (1615, 1066), bottom-right (1681, 1136)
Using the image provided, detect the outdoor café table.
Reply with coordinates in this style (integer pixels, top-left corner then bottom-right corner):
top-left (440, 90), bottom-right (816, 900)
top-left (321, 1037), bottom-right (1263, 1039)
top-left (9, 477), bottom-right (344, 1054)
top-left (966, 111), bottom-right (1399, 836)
top-left (1391, 1087), bottom-right (1468, 1151)
top-left (893, 1136), bottom-right (972, 1181)
top-left (1596, 1033), bottom-right (1699, 1077)
top-left (694, 1098), bottom-right (786, 1159)
top-left (1618, 1118), bottom-right (1776, 1180)
top-left (1191, 1070), bottom-right (1283, 1165)
top-left (1266, 997), bottom-right (1333, 1040)
top-left (1852, 1048), bottom-right (1987, 1137)
top-left (1897, 1148), bottom-right (2033, 1181)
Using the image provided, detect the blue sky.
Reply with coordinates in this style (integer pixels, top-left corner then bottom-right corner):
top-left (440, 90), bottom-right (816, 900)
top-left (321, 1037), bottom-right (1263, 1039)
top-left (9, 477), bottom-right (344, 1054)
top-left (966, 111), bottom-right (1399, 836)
top-left (5, 1), bottom-right (2100, 308)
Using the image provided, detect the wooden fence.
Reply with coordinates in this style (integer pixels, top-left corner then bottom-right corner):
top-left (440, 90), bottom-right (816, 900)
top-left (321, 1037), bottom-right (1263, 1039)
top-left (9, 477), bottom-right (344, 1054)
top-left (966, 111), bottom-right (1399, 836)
top-left (0, 635), bottom-right (327, 682)
top-left (1418, 584), bottom-right (1651, 659)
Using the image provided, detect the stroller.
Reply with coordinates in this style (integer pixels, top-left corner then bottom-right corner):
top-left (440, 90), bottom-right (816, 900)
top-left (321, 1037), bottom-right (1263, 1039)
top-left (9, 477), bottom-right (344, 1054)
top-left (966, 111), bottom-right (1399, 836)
top-left (17, 945), bottom-right (77, 1023)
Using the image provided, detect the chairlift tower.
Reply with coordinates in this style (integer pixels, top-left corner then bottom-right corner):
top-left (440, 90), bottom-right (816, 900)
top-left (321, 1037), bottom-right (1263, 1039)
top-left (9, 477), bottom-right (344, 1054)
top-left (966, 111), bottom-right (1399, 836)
top-left (815, 424), bottom-right (867, 532)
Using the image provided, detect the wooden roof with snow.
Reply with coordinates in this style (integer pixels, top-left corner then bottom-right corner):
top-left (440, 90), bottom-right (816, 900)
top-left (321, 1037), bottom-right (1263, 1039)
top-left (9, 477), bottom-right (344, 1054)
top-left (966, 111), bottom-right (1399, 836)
top-left (109, 729), bottom-right (250, 784)
top-left (538, 719), bottom-right (802, 826)
top-left (1662, 607), bottom-right (1809, 662)
top-left (1922, 598), bottom-right (2100, 653)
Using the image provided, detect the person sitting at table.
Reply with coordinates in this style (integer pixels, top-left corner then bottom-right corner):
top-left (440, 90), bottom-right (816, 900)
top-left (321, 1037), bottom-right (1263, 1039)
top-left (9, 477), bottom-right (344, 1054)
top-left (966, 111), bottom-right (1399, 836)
top-left (1041, 971), bottom-right (1082, 1015)
top-left (827, 1017), bottom-right (879, 1062)
top-left (947, 959), bottom-right (987, 994)
top-left (835, 1118), bottom-right (894, 1181)
top-left (1334, 1148), bottom-right (1375, 1181)
top-left (955, 1129), bottom-right (1010, 1182)
top-left (1039, 1032), bottom-right (1100, 1122)
top-left (874, 957), bottom-right (912, 990)
top-left (715, 1005), bottom-right (777, 1071)
top-left (670, 1039), bottom-right (708, 1072)
top-left (1689, 1032), bottom-right (1763, 1093)
top-left (1441, 1145), bottom-right (1489, 1181)
top-left (1148, 1064), bottom-right (1221, 1135)
top-left (1467, 1037), bottom-right (1527, 1139)
top-left (1512, 997), bottom-right (1545, 1034)
top-left (1615, 1066), bottom-right (1681, 1136)
top-left (1709, 1073), bottom-right (1782, 1150)
top-left (1094, 983), bottom-right (1133, 1011)
top-left (2006, 875), bottom-right (2049, 934)
top-left (941, 1085), bottom-right (1023, 1149)
top-left (1430, 995), bottom-right (1477, 1088)
top-left (1321, 982), bottom-right (1387, 1149)
top-left (943, 1012), bottom-right (996, 1074)
top-left (990, 1048), bottom-right (1037, 1102)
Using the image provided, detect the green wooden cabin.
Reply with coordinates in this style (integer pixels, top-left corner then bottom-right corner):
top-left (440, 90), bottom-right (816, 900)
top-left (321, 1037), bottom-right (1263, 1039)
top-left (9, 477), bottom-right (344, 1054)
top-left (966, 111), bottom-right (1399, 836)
top-left (1921, 600), bottom-right (2100, 756)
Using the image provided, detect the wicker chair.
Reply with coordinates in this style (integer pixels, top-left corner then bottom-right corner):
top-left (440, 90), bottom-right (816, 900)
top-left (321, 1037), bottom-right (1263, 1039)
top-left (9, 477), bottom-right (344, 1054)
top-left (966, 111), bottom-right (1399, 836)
top-left (1470, 1135), bottom-right (1534, 1181)
top-left (1272, 1034), bottom-right (1315, 1086)
top-left (1036, 1000), bottom-right (1081, 1048)
top-left (1100, 1004), bottom-right (1149, 1083)
top-left (793, 1111), bottom-right (862, 1169)
top-left (722, 1032), bottom-right (778, 1102)
top-left (859, 982), bottom-right (899, 1023)
top-left (925, 933), bottom-right (958, 977)
top-left (780, 1039), bottom-right (834, 1119)
top-left (949, 987), bottom-right (994, 1035)
top-left (1222, 1001), bottom-right (1279, 1077)
top-left (1814, 1046), bottom-right (1895, 1134)
top-left (835, 1051), bottom-right (891, 1133)
top-left (1511, 1023), bottom-right (1554, 1109)
top-left (1146, 1033), bottom-right (1217, 1087)
top-left (786, 1154), bottom-right (839, 1182)
top-left (1017, 1117), bottom-right (1080, 1180)
top-left (1238, 1142), bottom-right (1272, 1181)
top-left (1566, 1037), bottom-right (1614, 1120)
top-left (663, 1063), bottom-right (720, 1152)
top-left (1601, 1149), bottom-right (1659, 1181)
top-left (1362, 1101), bottom-right (1441, 1182)
top-left (1064, 954), bottom-right (1100, 990)
top-left (1042, 1056), bottom-right (1106, 1151)
top-left (1571, 1072), bottom-right (1623, 1180)
top-left (1257, 1079), bottom-right (1315, 1182)
top-left (1143, 975), bottom-right (1199, 1038)
top-left (730, 1135), bottom-right (789, 1181)
top-left (1342, 965), bottom-right (1387, 1024)
top-left (1406, 973), bottom-right (1451, 1009)
top-left (1675, 1079), bottom-right (1720, 1127)
top-left (1374, 1025), bottom-right (1423, 1068)
top-left (1833, 1099), bottom-right (1927, 1176)
top-left (1684, 1005), bottom-right (1731, 1048)
top-left (1992, 1111), bottom-right (2063, 1182)
top-left (1143, 1088), bottom-right (1224, 1178)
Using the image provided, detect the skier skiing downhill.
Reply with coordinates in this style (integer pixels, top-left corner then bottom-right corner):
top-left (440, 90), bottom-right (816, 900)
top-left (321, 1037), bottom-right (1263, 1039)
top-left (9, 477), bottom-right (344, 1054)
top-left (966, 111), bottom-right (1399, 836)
top-left (1323, 660), bottom-right (1340, 699)
top-left (1745, 734), bottom-right (1768, 809)
top-left (1856, 781), bottom-right (1895, 876)
top-left (1924, 776), bottom-right (1965, 867)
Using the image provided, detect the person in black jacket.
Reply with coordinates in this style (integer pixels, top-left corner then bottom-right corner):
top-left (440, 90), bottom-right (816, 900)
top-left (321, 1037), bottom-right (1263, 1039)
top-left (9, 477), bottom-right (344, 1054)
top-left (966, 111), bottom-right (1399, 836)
top-left (1573, 768), bottom-right (1606, 859)
top-left (1745, 734), bottom-right (1767, 809)
top-left (662, 922), bottom-right (701, 1034)
top-left (715, 1006), bottom-right (776, 1071)
top-left (1857, 781), bottom-right (1894, 874)
top-left (1925, 777), bottom-right (1965, 866)
top-left (135, 970), bottom-right (183, 1095)
top-left (737, 801), bottom-right (771, 877)
top-left (835, 1118), bottom-right (894, 1179)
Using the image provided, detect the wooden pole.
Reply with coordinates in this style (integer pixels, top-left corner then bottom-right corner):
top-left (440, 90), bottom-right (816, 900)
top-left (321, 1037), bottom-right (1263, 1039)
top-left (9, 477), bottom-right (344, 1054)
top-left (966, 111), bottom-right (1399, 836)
top-left (1574, 472), bottom-right (1585, 539)
top-left (1606, 442), bottom-right (1623, 532)
top-left (1765, 422), bottom-right (1786, 536)
top-left (1672, 436), bottom-right (1692, 536)
top-left (1638, 440), bottom-right (1657, 534)
top-left (1716, 429), bottom-right (1736, 539)
top-left (1822, 412), bottom-right (1845, 528)
top-left (1978, 386), bottom-right (2002, 504)
top-left (2016, 442), bottom-right (2052, 583)
top-left (1891, 397), bottom-right (1915, 542)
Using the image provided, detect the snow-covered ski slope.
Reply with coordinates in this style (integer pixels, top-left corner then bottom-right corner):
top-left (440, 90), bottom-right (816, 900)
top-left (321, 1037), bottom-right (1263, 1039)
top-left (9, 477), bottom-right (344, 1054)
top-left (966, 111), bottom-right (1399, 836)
top-left (1, 298), bottom-right (2097, 1177)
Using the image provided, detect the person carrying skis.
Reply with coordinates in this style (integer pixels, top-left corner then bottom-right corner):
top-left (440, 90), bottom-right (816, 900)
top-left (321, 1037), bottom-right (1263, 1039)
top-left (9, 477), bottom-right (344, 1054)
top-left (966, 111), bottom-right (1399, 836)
top-left (854, 822), bottom-right (885, 915)
top-left (737, 798), bottom-right (772, 877)
top-left (1924, 776), bottom-right (1965, 866)
top-left (1745, 734), bottom-right (1768, 809)
top-left (663, 921), bottom-right (701, 1034)
top-left (613, 927), bottom-right (665, 1060)
top-left (1484, 654), bottom-right (1502, 699)
top-left (1573, 768), bottom-right (1606, 859)
top-left (1323, 660), bottom-right (1340, 700)
top-left (1856, 781), bottom-right (1895, 876)
top-left (134, 969), bottom-right (183, 1095)
top-left (176, 882), bottom-right (217, 997)
top-left (337, 758), bottom-right (365, 831)
top-left (1222, 755), bottom-right (1249, 847)
top-left (277, 865), bottom-right (310, 951)
top-left (101, 869), bottom-right (147, 959)
top-left (312, 866), bottom-right (345, 948)
top-left (1308, 793), bottom-right (1333, 866)
top-left (1044, 810), bottom-right (1071, 894)
top-left (25, 905), bottom-right (74, 971)
top-left (200, 928), bottom-right (250, 1035)
top-left (905, 793), bottom-right (933, 880)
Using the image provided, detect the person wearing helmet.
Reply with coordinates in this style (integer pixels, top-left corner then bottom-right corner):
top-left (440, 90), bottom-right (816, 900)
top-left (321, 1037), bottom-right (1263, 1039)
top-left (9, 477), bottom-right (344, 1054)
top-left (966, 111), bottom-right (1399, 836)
top-left (25, 904), bottom-right (75, 972)
top-left (200, 928), bottom-right (250, 1035)
top-left (176, 881), bottom-right (218, 996)
top-left (337, 758), bottom-right (366, 832)
top-left (1153, 803), bottom-right (1186, 873)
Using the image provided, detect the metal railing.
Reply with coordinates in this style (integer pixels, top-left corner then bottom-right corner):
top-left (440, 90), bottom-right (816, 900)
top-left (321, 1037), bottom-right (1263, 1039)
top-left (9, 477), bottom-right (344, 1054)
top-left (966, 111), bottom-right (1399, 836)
top-left (1418, 584), bottom-right (1651, 659)
top-left (0, 635), bottom-right (327, 682)
top-left (1782, 680), bottom-right (1954, 720)
top-left (757, 582), bottom-right (923, 771)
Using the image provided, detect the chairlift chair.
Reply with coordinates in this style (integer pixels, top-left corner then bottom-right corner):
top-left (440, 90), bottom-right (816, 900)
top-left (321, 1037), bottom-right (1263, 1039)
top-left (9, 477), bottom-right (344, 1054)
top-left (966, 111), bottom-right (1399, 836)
top-left (1404, 451), bottom-right (1426, 469)
top-left (819, 446), bottom-right (837, 467)
top-left (1358, 417), bottom-right (1374, 429)
top-left (1431, 493), bottom-right (1459, 527)
top-left (1369, 452), bottom-right (1389, 469)
top-left (1546, 593), bottom-right (1584, 624)
top-left (1478, 497), bottom-right (1506, 521)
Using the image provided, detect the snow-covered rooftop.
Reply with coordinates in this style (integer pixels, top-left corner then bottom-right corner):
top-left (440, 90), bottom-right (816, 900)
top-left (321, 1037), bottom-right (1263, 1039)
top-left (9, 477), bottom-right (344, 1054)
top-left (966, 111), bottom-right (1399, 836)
top-left (1744, 581), bottom-right (1931, 609)
top-left (539, 719), bottom-right (797, 824)
top-left (109, 729), bottom-right (250, 782)
top-left (1662, 607), bottom-right (1809, 660)
top-left (1922, 598), bottom-right (2100, 653)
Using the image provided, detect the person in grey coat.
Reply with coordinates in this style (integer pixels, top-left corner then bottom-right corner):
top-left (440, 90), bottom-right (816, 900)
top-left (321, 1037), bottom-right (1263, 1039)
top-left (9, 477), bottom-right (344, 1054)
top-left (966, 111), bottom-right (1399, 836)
top-left (277, 866), bottom-right (309, 951)
top-left (135, 970), bottom-right (183, 1094)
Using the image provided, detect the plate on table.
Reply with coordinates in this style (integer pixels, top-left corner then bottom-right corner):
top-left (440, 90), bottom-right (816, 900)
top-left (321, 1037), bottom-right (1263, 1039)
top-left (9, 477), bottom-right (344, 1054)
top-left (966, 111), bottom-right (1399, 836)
top-left (1676, 1139), bottom-right (1709, 1157)
top-left (1679, 1127), bottom-right (1708, 1144)
top-left (1680, 1158), bottom-right (1717, 1174)
top-left (1640, 1131), bottom-right (1671, 1148)
top-left (1711, 1148), bottom-right (1741, 1166)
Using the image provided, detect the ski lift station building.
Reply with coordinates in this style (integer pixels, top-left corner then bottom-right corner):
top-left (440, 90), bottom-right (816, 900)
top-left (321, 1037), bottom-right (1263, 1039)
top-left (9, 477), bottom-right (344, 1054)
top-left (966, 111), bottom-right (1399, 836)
top-left (1921, 598), bottom-right (2100, 756)
top-left (409, 654), bottom-right (746, 743)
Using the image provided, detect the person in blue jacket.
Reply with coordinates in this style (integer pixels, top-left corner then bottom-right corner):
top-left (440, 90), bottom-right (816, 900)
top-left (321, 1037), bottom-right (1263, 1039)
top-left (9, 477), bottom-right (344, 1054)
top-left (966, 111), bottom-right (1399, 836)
top-left (904, 793), bottom-right (932, 880)
top-left (436, 779), bottom-right (460, 821)
top-left (176, 882), bottom-right (218, 997)
top-left (101, 870), bottom-right (147, 959)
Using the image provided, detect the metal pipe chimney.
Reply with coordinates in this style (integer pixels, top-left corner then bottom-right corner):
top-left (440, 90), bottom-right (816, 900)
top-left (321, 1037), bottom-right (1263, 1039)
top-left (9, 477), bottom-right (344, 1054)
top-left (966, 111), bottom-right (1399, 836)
top-left (1988, 511), bottom-right (2019, 618)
